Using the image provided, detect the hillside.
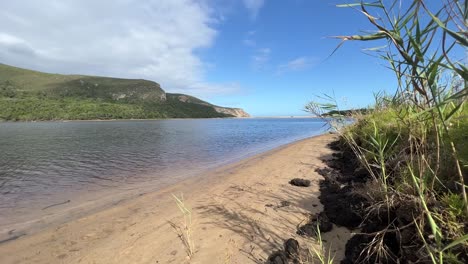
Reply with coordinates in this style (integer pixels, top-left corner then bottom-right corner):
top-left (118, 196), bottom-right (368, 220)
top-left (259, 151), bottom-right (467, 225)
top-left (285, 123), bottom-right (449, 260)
top-left (0, 64), bottom-right (249, 120)
top-left (167, 93), bottom-right (250, 117)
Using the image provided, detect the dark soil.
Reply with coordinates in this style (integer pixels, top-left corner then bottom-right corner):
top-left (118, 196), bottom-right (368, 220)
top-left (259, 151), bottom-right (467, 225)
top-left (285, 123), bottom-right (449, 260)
top-left (318, 178), bottom-right (367, 229)
top-left (289, 178), bottom-right (311, 187)
top-left (319, 139), bottom-right (455, 264)
top-left (315, 142), bottom-right (370, 230)
top-left (266, 238), bottom-right (300, 264)
top-left (318, 140), bottom-right (403, 263)
top-left (266, 251), bottom-right (288, 264)
top-left (297, 212), bottom-right (333, 237)
top-left (267, 139), bottom-right (468, 263)
top-left (284, 238), bottom-right (299, 258)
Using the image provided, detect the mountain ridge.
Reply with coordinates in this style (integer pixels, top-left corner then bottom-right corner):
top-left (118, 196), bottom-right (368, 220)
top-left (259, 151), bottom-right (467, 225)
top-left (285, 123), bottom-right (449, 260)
top-left (0, 63), bottom-right (249, 120)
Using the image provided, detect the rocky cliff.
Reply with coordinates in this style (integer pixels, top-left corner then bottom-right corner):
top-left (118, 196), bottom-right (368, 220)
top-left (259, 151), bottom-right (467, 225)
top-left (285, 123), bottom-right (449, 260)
top-left (167, 93), bottom-right (250, 118)
top-left (213, 106), bottom-right (250, 118)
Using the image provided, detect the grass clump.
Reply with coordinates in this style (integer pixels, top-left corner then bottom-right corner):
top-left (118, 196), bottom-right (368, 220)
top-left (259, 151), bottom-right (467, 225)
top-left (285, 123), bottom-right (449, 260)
top-left (172, 194), bottom-right (195, 258)
top-left (307, 0), bottom-right (467, 263)
top-left (308, 224), bottom-right (334, 264)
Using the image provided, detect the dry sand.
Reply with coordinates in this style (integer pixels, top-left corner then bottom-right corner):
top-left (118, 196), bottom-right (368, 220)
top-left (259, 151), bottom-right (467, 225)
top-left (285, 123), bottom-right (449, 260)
top-left (0, 134), bottom-right (351, 264)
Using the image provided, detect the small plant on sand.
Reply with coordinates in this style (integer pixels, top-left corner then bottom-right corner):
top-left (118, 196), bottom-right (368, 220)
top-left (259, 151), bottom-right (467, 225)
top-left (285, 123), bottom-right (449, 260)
top-left (172, 193), bottom-right (195, 258)
top-left (307, 223), bottom-right (334, 264)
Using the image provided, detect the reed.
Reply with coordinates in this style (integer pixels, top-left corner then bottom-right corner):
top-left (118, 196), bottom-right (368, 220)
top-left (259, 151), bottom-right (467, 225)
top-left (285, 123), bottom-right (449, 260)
top-left (307, 0), bottom-right (467, 262)
top-left (172, 193), bottom-right (195, 258)
top-left (308, 223), bottom-right (335, 264)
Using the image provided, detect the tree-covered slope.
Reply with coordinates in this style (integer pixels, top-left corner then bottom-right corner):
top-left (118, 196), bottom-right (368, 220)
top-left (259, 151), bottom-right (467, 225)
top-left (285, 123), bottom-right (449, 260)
top-left (0, 64), bottom-right (247, 120)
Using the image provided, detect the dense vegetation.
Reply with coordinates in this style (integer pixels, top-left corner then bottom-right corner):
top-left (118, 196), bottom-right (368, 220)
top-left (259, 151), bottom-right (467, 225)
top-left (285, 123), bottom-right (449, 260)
top-left (0, 64), bottom-right (232, 120)
top-left (322, 108), bottom-right (370, 117)
top-left (308, 1), bottom-right (467, 263)
top-left (0, 88), bottom-right (230, 121)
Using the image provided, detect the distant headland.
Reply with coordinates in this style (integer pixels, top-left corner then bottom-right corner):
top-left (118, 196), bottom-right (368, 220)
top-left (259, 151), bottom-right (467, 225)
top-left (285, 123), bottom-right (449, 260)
top-left (0, 63), bottom-right (249, 121)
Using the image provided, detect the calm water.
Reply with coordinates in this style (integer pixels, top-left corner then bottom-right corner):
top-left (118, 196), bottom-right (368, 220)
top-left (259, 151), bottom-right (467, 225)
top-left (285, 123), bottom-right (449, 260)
top-left (0, 118), bottom-right (327, 237)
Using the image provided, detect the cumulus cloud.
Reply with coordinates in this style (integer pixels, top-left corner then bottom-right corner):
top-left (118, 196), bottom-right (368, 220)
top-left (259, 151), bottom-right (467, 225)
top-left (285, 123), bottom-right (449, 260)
top-left (0, 0), bottom-right (239, 97)
top-left (277, 57), bottom-right (317, 74)
top-left (243, 0), bottom-right (265, 19)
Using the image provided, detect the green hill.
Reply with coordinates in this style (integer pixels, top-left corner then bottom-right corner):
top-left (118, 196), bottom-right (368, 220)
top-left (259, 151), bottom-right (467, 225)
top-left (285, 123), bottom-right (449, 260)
top-left (0, 63), bottom-right (249, 121)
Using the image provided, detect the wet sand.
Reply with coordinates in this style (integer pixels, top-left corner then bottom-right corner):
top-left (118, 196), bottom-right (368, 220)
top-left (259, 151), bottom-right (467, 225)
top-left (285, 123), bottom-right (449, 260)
top-left (0, 133), bottom-right (351, 264)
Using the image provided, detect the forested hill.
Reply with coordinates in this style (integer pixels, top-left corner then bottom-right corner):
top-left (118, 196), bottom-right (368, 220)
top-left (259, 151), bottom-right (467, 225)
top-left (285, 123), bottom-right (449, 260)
top-left (0, 63), bottom-right (249, 121)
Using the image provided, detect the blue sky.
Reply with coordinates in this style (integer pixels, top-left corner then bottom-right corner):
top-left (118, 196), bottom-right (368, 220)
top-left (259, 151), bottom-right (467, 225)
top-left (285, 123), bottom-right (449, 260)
top-left (0, 0), bottom-right (399, 116)
top-left (203, 0), bottom-right (398, 116)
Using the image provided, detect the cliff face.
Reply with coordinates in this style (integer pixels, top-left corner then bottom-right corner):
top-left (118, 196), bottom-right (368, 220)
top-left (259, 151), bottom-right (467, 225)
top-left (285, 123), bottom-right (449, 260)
top-left (167, 93), bottom-right (250, 118)
top-left (213, 106), bottom-right (250, 118)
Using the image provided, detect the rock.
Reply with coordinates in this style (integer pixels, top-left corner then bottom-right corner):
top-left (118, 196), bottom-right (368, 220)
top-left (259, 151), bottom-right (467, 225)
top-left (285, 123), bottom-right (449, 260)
top-left (297, 223), bottom-right (316, 237)
top-left (284, 238), bottom-right (299, 258)
top-left (316, 212), bottom-right (333, 232)
top-left (297, 212), bottom-right (333, 237)
top-left (289, 178), bottom-right (311, 187)
top-left (213, 106), bottom-right (250, 117)
top-left (266, 251), bottom-right (288, 264)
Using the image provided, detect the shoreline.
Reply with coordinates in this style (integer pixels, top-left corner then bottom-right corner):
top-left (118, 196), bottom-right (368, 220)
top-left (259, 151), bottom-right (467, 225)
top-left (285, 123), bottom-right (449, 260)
top-left (0, 131), bottom-right (325, 243)
top-left (0, 117), bottom-right (247, 123)
top-left (0, 133), bottom-right (350, 263)
top-left (0, 116), bottom-right (322, 123)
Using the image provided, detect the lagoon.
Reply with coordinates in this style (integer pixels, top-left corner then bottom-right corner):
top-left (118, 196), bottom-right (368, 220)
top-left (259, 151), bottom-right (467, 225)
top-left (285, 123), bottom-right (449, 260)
top-left (0, 118), bottom-right (327, 238)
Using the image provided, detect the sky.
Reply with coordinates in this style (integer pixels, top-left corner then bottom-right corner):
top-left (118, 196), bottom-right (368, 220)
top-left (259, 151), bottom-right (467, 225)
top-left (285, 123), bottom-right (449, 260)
top-left (0, 0), bottom-right (400, 116)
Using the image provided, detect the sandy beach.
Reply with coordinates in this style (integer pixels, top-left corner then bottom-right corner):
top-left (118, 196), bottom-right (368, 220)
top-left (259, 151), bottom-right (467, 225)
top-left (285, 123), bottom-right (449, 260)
top-left (0, 133), bottom-right (351, 264)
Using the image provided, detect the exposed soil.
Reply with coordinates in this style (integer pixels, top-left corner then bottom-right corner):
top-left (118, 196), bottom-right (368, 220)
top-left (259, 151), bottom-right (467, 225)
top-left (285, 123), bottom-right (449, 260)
top-left (317, 140), bottom-right (403, 264)
top-left (259, 128), bottom-right (468, 264)
top-left (266, 137), bottom-right (466, 263)
top-left (318, 140), bottom-right (468, 264)
top-left (266, 238), bottom-right (300, 264)
top-left (297, 212), bottom-right (333, 237)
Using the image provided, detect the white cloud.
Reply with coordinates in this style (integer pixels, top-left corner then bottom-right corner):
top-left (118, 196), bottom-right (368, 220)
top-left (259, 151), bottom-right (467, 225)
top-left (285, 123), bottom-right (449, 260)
top-left (243, 39), bottom-right (256, 47)
top-left (252, 48), bottom-right (271, 70)
top-left (242, 30), bottom-right (256, 46)
top-left (0, 0), bottom-right (240, 97)
top-left (243, 0), bottom-right (265, 19)
top-left (277, 57), bottom-right (317, 74)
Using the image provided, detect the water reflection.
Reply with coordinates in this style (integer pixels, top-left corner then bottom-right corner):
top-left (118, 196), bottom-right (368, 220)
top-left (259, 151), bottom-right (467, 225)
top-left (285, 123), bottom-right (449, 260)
top-left (0, 118), bottom-right (326, 229)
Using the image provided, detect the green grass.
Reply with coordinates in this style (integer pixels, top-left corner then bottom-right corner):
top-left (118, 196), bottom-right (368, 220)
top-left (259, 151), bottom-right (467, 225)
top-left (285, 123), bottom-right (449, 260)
top-left (0, 63), bottom-right (165, 102)
top-left (450, 106), bottom-right (468, 174)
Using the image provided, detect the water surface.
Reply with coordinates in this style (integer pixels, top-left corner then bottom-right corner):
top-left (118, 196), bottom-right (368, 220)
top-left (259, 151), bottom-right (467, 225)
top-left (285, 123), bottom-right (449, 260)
top-left (0, 118), bottom-right (327, 237)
